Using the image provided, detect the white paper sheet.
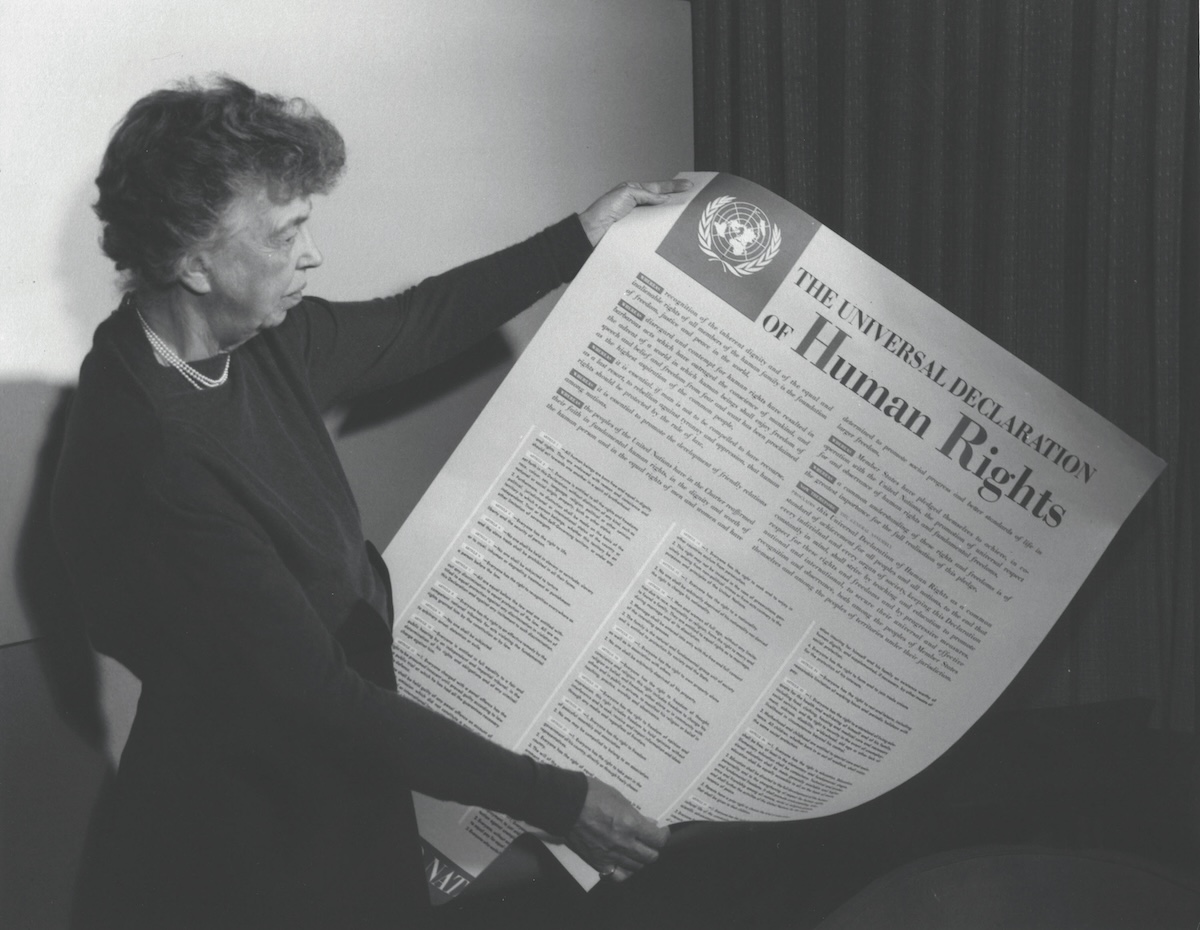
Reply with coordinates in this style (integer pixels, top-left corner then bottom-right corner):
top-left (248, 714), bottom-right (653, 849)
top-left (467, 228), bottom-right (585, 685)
top-left (384, 172), bottom-right (1164, 892)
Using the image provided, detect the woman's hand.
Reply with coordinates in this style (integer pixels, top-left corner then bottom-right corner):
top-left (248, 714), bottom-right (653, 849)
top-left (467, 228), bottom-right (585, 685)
top-left (578, 179), bottom-right (693, 247)
top-left (566, 776), bottom-right (671, 882)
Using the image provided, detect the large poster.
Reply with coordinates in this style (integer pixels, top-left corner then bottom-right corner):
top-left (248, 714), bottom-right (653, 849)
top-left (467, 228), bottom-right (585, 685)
top-left (383, 173), bottom-right (1163, 894)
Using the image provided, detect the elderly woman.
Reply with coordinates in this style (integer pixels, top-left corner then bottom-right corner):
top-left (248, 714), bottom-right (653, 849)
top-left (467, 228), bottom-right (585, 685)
top-left (53, 76), bottom-right (677, 929)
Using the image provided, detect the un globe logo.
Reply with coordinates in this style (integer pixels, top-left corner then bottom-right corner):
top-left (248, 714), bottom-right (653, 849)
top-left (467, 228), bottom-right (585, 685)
top-left (697, 196), bottom-right (782, 277)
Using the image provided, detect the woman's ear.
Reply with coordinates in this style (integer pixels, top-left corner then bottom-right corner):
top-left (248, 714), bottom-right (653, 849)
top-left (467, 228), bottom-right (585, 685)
top-left (176, 251), bottom-right (213, 296)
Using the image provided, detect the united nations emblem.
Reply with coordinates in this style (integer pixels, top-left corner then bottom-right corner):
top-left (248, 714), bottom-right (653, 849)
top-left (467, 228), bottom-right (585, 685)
top-left (697, 196), bottom-right (782, 277)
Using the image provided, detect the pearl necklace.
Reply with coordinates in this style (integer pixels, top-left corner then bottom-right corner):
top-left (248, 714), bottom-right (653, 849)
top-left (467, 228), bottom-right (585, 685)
top-left (136, 310), bottom-right (230, 390)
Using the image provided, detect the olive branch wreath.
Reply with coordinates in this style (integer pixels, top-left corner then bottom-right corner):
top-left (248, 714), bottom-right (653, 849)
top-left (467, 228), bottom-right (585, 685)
top-left (697, 196), bottom-right (782, 277)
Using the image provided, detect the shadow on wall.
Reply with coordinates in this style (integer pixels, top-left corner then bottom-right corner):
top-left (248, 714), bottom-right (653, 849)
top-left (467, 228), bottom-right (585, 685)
top-left (13, 384), bottom-right (107, 752)
top-left (0, 381), bottom-right (114, 929)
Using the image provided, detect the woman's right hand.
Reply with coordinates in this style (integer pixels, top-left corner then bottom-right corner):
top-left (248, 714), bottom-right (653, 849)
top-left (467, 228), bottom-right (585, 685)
top-left (566, 776), bottom-right (671, 881)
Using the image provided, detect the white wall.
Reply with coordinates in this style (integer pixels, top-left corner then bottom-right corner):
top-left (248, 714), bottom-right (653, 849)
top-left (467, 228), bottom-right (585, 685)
top-left (0, 3), bottom-right (692, 926)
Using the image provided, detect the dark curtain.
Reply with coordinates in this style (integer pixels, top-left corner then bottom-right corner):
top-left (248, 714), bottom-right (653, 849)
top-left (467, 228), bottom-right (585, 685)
top-left (692, 0), bottom-right (1199, 729)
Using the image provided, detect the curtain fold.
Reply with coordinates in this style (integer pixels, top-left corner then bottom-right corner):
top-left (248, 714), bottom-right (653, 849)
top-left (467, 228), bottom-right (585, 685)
top-left (692, 0), bottom-right (1199, 728)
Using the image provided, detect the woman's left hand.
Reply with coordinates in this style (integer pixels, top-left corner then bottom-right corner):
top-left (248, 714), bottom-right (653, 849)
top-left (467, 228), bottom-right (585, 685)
top-left (578, 179), bottom-right (693, 246)
top-left (566, 776), bottom-right (670, 882)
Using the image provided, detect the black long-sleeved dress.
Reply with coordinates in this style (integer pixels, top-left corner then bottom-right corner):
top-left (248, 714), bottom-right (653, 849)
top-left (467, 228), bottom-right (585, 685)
top-left (52, 217), bottom-right (592, 929)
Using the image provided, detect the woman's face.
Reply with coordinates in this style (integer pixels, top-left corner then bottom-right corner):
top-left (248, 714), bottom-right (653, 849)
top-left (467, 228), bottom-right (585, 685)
top-left (196, 185), bottom-right (322, 351)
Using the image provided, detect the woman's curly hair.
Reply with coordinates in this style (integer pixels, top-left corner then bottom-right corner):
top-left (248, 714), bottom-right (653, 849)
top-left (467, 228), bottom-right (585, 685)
top-left (94, 76), bottom-right (346, 291)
